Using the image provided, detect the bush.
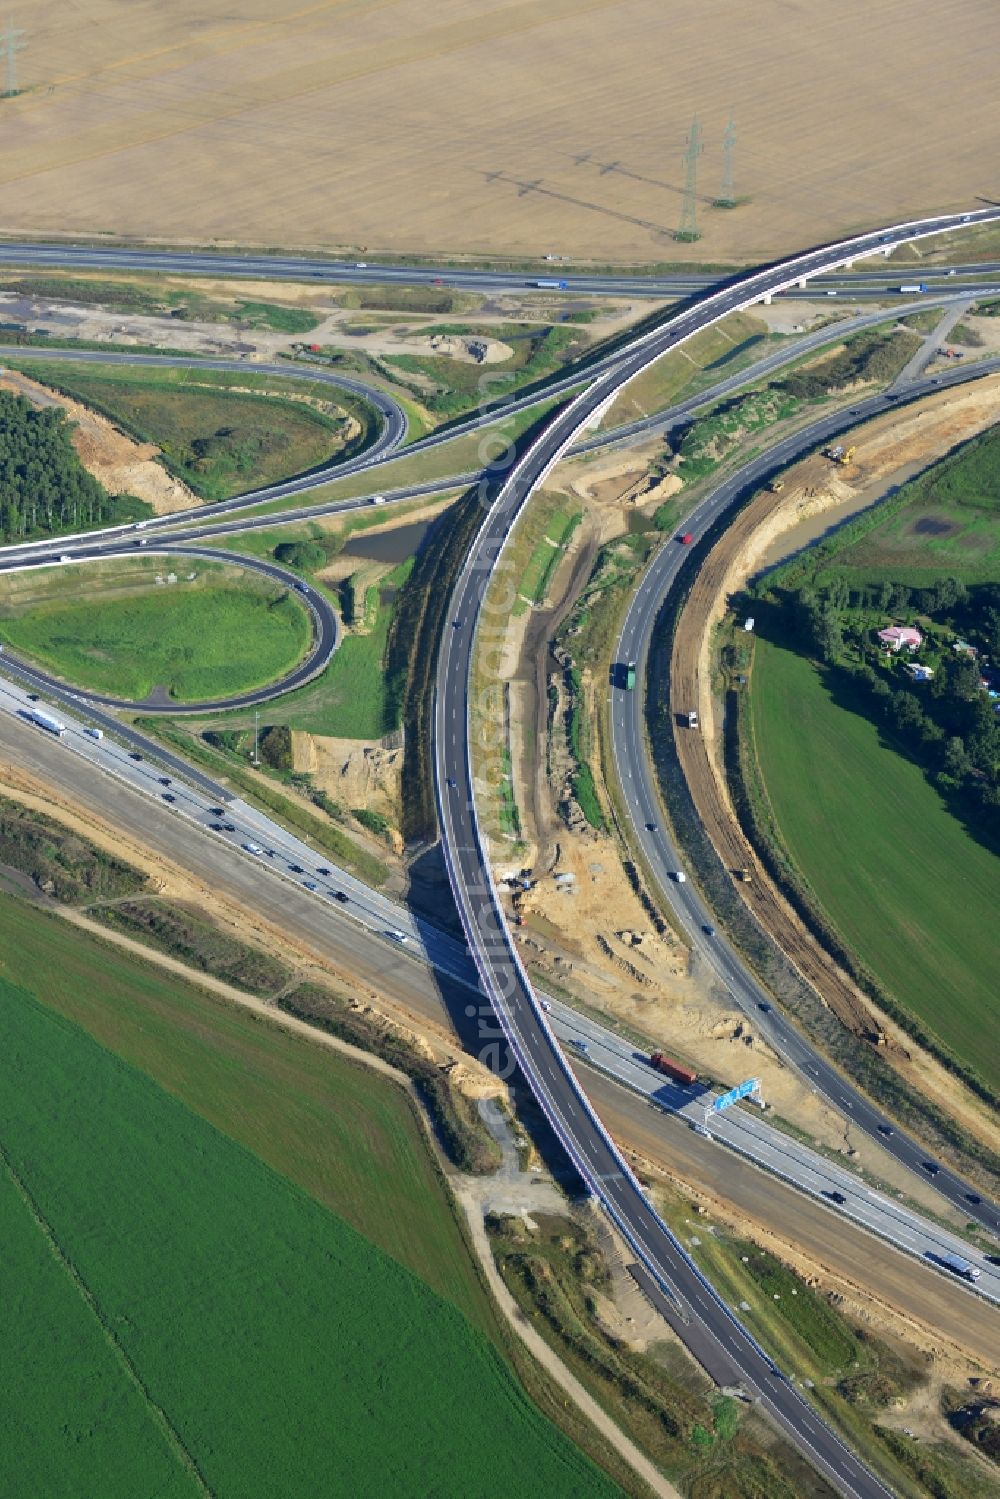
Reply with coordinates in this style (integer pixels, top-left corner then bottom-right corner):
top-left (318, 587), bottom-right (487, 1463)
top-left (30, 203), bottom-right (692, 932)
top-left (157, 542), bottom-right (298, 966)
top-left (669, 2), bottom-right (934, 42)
top-left (274, 540), bottom-right (327, 572)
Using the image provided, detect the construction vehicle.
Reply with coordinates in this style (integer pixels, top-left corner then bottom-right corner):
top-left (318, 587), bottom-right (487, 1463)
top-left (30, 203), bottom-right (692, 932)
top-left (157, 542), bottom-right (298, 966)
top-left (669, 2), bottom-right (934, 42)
top-left (823, 444), bottom-right (855, 466)
top-left (767, 479), bottom-right (784, 493)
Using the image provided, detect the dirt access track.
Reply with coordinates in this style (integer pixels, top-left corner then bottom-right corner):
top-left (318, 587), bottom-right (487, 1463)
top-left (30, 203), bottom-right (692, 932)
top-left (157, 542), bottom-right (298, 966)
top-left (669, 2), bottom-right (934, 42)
top-left (670, 381), bottom-right (1000, 1150)
top-left (4, 1), bottom-right (1000, 263)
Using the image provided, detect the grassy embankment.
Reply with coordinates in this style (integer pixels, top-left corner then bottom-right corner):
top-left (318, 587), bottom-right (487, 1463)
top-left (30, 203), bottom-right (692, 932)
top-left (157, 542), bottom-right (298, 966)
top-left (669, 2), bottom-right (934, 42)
top-left (599, 310), bottom-right (772, 427)
top-left (487, 1192), bottom-right (984, 1499)
top-left (0, 902), bottom-right (620, 1499)
top-left (0, 271), bottom-right (322, 333)
top-left (0, 564), bottom-right (311, 703)
top-left (749, 640), bottom-right (997, 1092)
top-left (3, 360), bottom-right (377, 501)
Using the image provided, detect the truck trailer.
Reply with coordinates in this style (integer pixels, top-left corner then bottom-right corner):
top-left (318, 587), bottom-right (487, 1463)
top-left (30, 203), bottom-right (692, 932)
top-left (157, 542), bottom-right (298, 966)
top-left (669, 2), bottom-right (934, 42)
top-left (898, 283), bottom-right (929, 293)
top-left (932, 1251), bottom-right (981, 1282)
top-left (26, 706), bottom-right (67, 737)
top-left (649, 1053), bottom-right (697, 1086)
top-left (536, 278), bottom-right (569, 289)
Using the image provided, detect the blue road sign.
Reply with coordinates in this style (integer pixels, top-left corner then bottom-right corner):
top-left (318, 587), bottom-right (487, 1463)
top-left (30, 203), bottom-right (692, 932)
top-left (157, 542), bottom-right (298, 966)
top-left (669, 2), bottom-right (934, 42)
top-left (711, 1078), bottom-right (760, 1114)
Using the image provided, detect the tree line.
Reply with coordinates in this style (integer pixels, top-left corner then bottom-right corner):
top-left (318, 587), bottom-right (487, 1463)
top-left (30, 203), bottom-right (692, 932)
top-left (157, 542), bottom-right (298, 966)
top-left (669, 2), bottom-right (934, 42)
top-left (0, 389), bottom-right (128, 542)
top-left (763, 577), bottom-right (1000, 837)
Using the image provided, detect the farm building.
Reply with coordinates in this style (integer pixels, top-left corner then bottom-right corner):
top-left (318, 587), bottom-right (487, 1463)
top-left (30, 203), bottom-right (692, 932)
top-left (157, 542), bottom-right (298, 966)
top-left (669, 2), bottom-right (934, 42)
top-left (877, 626), bottom-right (923, 653)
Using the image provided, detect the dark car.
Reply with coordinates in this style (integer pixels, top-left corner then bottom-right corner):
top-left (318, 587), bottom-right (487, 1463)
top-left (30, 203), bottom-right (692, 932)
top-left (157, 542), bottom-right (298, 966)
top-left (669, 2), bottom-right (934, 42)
top-left (129, 751), bottom-right (143, 761)
top-left (922, 1160), bottom-right (940, 1175)
top-left (332, 891), bottom-right (349, 904)
top-left (825, 1190), bottom-right (847, 1205)
top-left (209, 822), bottom-right (225, 831)
top-left (162, 793), bottom-right (176, 803)
top-left (966, 1193), bottom-right (982, 1205)
top-left (209, 807), bottom-right (225, 817)
top-left (289, 864), bottom-right (304, 874)
top-left (159, 776), bottom-right (171, 786)
top-left (317, 867), bottom-right (332, 876)
top-left (222, 823), bottom-right (236, 833)
top-left (757, 1001), bottom-right (772, 1014)
top-left (644, 821), bottom-right (656, 832)
top-left (702, 924), bottom-right (716, 937)
top-left (27, 693), bottom-right (39, 701)
top-left (877, 1124), bottom-right (893, 1137)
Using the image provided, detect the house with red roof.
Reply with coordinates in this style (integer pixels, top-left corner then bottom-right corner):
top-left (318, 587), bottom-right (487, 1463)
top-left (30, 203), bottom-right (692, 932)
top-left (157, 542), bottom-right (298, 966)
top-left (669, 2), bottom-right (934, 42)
top-left (877, 625), bottom-right (923, 653)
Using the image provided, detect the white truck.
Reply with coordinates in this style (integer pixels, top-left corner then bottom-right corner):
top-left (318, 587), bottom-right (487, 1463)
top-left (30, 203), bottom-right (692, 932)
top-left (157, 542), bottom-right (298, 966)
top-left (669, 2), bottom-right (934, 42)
top-left (26, 706), bottom-right (67, 737)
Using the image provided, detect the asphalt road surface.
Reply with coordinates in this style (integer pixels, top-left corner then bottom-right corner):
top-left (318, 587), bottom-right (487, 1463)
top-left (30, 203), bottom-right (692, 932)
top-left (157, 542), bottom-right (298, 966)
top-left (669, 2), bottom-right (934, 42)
top-left (612, 374), bottom-right (1000, 1240)
top-left (2, 237), bottom-right (1000, 298)
top-left (2, 666), bottom-right (993, 1308)
top-left (433, 207), bottom-right (1000, 1498)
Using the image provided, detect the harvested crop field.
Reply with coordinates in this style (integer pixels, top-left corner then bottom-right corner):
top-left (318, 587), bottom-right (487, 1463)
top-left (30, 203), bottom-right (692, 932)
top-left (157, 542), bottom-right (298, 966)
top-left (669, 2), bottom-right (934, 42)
top-left (2, 1), bottom-right (998, 264)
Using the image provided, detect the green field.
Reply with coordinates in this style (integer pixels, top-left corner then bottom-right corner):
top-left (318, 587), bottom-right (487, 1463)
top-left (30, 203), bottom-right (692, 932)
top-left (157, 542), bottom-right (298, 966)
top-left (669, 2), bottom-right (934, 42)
top-left (750, 641), bottom-right (998, 1089)
top-left (0, 573), bottom-right (311, 702)
top-left (808, 423), bottom-right (1000, 588)
top-left (0, 896), bottom-right (617, 1498)
top-left (6, 361), bottom-right (372, 501)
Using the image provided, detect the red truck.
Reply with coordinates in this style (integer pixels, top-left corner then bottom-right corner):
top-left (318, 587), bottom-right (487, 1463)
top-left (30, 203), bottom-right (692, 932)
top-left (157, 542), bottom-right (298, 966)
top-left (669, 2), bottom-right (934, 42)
top-left (649, 1053), bottom-right (697, 1086)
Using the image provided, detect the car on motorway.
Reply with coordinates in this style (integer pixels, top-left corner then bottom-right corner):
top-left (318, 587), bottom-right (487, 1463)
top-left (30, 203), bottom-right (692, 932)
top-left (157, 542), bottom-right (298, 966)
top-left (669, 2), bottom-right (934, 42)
top-left (922, 1160), bottom-right (940, 1175)
top-left (757, 1001), bottom-right (772, 1013)
top-left (824, 1190), bottom-right (847, 1205)
top-left (222, 823), bottom-right (236, 832)
top-left (387, 929), bottom-right (410, 943)
top-left (289, 864), bottom-right (304, 874)
top-left (159, 776), bottom-right (171, 785)
top-left (303, 881), bottom-right (319, 892)
top-left (644, 821), bottom-right (656, 831)
top-left (967, 1193), bottom-right (983, 1205)
top-left (877, 1123), bottom-right (893, 1136)
top-left (329, 890), bottom-right (349, 903)
top-left (209, 822), bottom-right (226, 831)
top-left (209, 807), bottom-right (225, 816)
top-left (672, 870), bottom-right (686, 883)
top-left (540, 999), bottom-right (552, 1012)
top-left (129, 751), bottom-right (143, 760)
top-left (242, 842), bottom-right (264, 856)
top-left (162, 792), bottom-right (175, 803)
top-left (678, 532), bottom-right (694, 545)
top-left (317, 867), bottom-right (332, 876)
top-left (446, 777), bottom-right (457, 788)
top-left (26, 693), bottom-right (39, 701)
top-left (702, 924), bottom-right (716, 937)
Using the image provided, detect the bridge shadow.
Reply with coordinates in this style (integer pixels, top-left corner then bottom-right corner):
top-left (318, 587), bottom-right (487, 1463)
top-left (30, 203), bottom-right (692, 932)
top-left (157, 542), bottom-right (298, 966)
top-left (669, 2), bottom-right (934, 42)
top-left (409, 841), bottom-right (589, 1192)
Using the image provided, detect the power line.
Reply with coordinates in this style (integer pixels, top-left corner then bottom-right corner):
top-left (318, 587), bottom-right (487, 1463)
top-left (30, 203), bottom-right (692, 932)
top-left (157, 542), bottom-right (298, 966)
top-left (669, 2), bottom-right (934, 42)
top-left (676, 116), bottom-right (703, 242)
top-left (0, 16), bottom-right (25, 99)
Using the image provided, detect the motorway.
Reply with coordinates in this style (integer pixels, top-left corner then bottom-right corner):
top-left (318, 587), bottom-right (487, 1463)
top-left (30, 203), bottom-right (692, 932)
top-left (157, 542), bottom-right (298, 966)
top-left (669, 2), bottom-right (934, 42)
top-left (2, 237), bottom-right (1000, 298)
top-left (612, 371), bottom-right (1000, 1241)
top-left (432, 207), bottom-right (1000, 1498)
top-left (3, 213), bottom-right (1000, 1492)
top-left (2, 666), bottom-right (996, 1315)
